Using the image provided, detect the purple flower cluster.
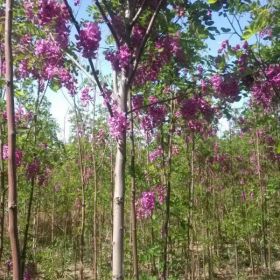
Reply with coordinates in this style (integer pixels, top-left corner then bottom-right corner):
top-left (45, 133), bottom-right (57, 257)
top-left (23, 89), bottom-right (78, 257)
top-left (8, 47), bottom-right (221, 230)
top-left (105, 44), bottom-right (132, 72)
top-left (147, 96), bottom-right (167, 127)
top-left (218, 40), bottom-right (229, 53)
top-left (26, 160), bottom-right (40, 180)
top-left (251, 64), bottom-right (280, 109)
top-left (21, 1), bottom-right (77, 95)
top-left (80, 87), bottom-right (93, 106)
top-left (149, 147), bottom-right (163, 162)
top-left (132, 94), bottom-right (144, 112)
top-left (136, 192), bottom-right (155, 219)
top-left (35, 38), bottom-right (62, 66)
top-left (108, 108), bottom-right (129, 139)
top-left (134, 35), bottom-right (184, 85)
top-left (2, 144), bottom-right (23, 166)
top-left (37, 0), bottom-right (70, 48)
top-left (153, 185), bottom-right (166, 205)
top-left (131, 25), bottom-right (145, 46)
top-left (211, 74), bottom-right (240, 102)
top-left (260, 27), bottom-right (272, 38)
top-left (76, 22), bottom-right (101, 58)
top-left (181, 97), bottom-right (214, 121)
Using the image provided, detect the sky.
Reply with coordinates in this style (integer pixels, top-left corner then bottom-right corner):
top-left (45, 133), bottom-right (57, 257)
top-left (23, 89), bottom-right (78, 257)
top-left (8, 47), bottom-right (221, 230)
top-left (47, 0), bottom-right (256, 141)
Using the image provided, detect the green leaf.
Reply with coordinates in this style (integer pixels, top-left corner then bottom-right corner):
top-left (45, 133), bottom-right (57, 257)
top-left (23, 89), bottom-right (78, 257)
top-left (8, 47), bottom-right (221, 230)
top-left (208, 0), bottom-right (218, 3)
top-left (276, 143), bottom-right (280, 154)
top-left (221, 27), bottom-right (231, 33)
top-left (242, 28), bottom-right (254, 40)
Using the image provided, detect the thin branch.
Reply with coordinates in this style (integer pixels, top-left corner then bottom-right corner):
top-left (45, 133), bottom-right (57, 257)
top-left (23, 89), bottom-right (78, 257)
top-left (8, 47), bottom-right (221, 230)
top-left (233, 14), bottom-right (244, 35)
top-left (63, 0), bottom-right (113, 117)
top-left (224, 12), bottom-right (242, 39)
top-left (130, 0), bottom-right (148, 28)
top-left (95, 0), bottom-right (120, 47)
top-left (128, 0), bottom-right (165, 86)
top-left (126, 94), bottom-right (179, 115)
top-left (102, 0), bottom-right (116, 21)
top-left (66, 53), bottom-right (96, 84)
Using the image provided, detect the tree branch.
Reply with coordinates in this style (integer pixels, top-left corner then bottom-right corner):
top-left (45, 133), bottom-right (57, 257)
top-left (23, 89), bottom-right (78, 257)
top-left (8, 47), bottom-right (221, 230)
top-left (95, 0), bottom-right (120, 47)
top-left (128, 0), bottom-right (165, 86)
top-left (63, 0), bottom-right (113, 117)
top-left (130, 0), bottom-right (148, 28)
top-left (126, 94), bottom-right (179, 115)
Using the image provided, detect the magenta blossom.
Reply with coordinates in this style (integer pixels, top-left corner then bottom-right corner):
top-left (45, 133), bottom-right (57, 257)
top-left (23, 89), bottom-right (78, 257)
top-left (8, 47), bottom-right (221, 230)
top-left (76, 22), bottom-right (101, 58)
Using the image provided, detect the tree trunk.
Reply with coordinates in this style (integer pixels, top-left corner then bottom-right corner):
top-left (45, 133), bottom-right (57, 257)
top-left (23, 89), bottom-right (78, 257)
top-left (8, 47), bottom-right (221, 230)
top-left (112, 76), bottom-right (127, 280)
top-left (5, 0), bottom-right (21, 278)
top-left (161, 99), bottom-right (175, 280)
top-left (0, 123), bottom-right (5, 263)
top-left (129, 92), bottom-right (139, 280)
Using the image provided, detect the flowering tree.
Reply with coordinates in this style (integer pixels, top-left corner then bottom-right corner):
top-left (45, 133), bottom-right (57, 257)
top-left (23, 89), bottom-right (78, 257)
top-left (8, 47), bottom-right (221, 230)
top-left (1, 0), bottom-right (280, 279)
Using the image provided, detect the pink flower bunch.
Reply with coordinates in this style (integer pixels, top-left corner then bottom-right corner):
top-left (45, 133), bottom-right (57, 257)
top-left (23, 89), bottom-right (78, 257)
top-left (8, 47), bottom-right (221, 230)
top-left (266, 65), bottom-right (280, 87)
top-left (131, 25), bottom-right (145, 47)
top-left (149, 147), bottom-right (163, 162)
top-left (15, 106), bottom-right (33, 123)
top-left (26, 160), bottom-right (40, 180)
top-left (139, 115), bottom-right (153, 139)
top-left (134, 35), bottom-right (184, 85)
top-left (108, 108), bottom-right (129, 139)
top-left (23, 0), bottom-right (34, 19)
top-left (36, 0), bottom-right (70, 48)
top-left (147, 96), bottom-right (167, 127)
top-left (260, 27), bottom-right (272, 38)
top-left (76, 22), bottom-right (101, 58)
top-left (0, 59), bottom-right (5, 77)
top-left (58, 68), bottom-right (77, 96)
top-left (187, 120), bottom-right (204, 133)
top-left (136, 191), bottom-right (155, 219)
top-left (35, 38), bottom-right (62, 66)
top-left (211, 74), bottom-right (240, 102)
top-left (181, 97), bottom-right (214, 121)
top-left (2, 144), bottom-right (23, 166)
top-left (80, 87), bottom-right (93, 106)
top-left (37, 0), bottom-right (69, 26)
top-left (218, 40), bottom-right (229, 53)
top-left (155, 35), bottom-right (184, 63)
top-left (132, 94), bottom-right (144, 112)
top-left (171, 145), bottom-right (180, 156)
top-left (17, 60), bottom-right (30, 79)
top-left (152, 185), bottom-right (166, 205)
top-left (251, 65), bottom-right (280, 109)
top-left (105, 44), bottom-right (132, 71)
top-left (33, 37), bottom-right (77, 94)
top-left (102, 88), bottom-right (113, 107)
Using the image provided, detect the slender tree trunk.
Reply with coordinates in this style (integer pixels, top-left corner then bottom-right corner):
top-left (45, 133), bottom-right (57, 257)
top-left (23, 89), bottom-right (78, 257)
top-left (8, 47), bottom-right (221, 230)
top-left (0, 122), bottom-right (5, 263)
top-left (73, 100), bottom-right (86, 280)
top-left (90, 92), bottom-right (98, 280)
top-left (185, 135), bottom-right (195, 280)
top-left (5, 0), bottom-right (21, 278)
top-left (161, 99), bottom-right (174, 280)
top-left (129, 92), bottom-right (139, 280)
top-left (21, 93), bottom-right (40, 275)
top-left (112, 76), bottom-right (128, 280)
top-left (256, 130), bottom-right (268, 272)
top-left (92, 145), bottom-right (98, 280)
top-left (21, 178), bottom-right (35, 275)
